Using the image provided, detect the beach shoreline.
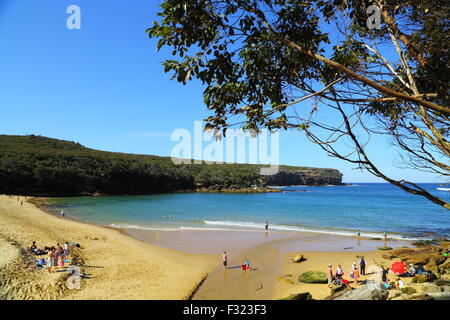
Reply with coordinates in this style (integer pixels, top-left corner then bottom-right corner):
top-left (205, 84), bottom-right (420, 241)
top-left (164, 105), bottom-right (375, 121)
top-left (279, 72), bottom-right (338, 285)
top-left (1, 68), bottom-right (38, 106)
top-left (1, 195), bottom-right (420, 300)
top-left (0, 195), bottom-right (218, 300)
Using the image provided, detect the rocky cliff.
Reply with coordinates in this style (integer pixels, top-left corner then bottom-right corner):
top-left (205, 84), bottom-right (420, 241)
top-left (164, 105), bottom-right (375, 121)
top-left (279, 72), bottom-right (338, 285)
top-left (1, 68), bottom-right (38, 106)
top-left (261, 168), bottom-right (343, 186)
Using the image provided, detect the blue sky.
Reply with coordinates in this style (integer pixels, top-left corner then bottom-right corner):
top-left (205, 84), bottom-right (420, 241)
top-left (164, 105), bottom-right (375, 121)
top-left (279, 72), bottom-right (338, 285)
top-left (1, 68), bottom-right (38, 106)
top-left (0, 0), bottom-right (444, 183)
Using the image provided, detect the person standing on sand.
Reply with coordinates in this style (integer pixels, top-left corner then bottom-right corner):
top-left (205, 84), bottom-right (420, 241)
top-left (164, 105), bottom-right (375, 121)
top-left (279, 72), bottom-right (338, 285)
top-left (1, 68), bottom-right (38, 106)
top-left (327, 264), bottom-right (334, 288)
top-left (359, 257), bottom-right (366, 275)
top-left (350, 262), bottom-right (357, 280)
top-left (384, 231), bottom-right (388, 241)
top-left (381, 266), bottom-right (389, 285)
top-left (53, 246), bottom-right (60, 268)
top-left (60, 210), bottom-right (65, 217)
top-left (336, 264), bottom-right (343, 277)
top-left (353, 267), bottom-right (360, 286)
top-left (47, 249), bottom-right (54, 272)
top-left (64, 241), bottom-right (69, 259)
top-left (264, 221), bottom-right (269, 230)
top-left (222, 251), bottom-right (228, 269)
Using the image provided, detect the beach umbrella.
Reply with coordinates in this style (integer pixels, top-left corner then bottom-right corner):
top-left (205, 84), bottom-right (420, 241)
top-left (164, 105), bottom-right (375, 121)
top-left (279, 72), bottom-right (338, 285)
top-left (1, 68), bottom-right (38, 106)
top-left (391, 261), bottom-right (407, 275)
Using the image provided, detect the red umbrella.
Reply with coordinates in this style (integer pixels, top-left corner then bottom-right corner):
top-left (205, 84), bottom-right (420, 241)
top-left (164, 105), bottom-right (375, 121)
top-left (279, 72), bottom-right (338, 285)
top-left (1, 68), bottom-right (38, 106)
top-left (391, 261), bottom-right (407, 275)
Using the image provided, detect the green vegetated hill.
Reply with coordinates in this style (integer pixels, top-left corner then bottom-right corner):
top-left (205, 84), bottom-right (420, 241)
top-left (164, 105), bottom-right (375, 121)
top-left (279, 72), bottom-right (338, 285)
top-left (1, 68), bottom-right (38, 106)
top-left (0, 135), bottom-right (343, 196)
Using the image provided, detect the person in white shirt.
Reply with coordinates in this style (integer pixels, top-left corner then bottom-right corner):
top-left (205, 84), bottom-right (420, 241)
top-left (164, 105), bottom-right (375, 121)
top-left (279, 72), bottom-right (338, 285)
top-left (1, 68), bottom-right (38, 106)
top-left (396, 278), bottom-right (405, 289)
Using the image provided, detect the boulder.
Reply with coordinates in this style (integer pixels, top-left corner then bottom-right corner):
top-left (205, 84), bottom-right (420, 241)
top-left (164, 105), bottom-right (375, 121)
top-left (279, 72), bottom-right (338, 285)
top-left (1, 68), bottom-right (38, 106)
top-left (420, 283), bottom-right (442, 294)
top-left (390, 248), bottom-right (415, 257)
top-left (439, 241), bottom-right (450, 251)
top-left (427, 255), bottom-right (447, 267)
top-left (298, 271), bottom-right (328, 284)
top-left (279, 292), bottom-right (313, 300)
top-left (434, 279), bottom-right (450, 286)
top-left (403, 294), bottom-right (434, 300)
top-left (408, 253), bottom-right (433, 265)
top-left (387, 289), bottom-right (402, 300)
top-left (333, 281), bottom-right (388, 300)
top-left (291, 255), bottom-right (307, 263)
top-left (426, 292), bottom-right (450, 300)
top-left (330, 284), bottom-right (346, 295)
top-left (411, 273), bottom-right (437, 283)
top-left (400, 287), bottom-right (417, 295)
top-left (326, 286), bottom-right (352, 300)
top-left (438, 258), bottom-right (450, 271)
top-left (378, 247), bottom-right (393, 251)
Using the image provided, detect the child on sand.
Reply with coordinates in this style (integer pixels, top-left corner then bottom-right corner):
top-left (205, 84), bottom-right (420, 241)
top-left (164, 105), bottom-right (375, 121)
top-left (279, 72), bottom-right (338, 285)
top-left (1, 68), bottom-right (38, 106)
top-left (353, 267), bottom-right (360, 286)
top-left (244, 259), bottom-right (250, 271)
top-left (335, 274), bottom-right (351, 288)
top-left (47, 250), bottom-right (53, 272)
top-left (395, 278), bottom-right (405, 289)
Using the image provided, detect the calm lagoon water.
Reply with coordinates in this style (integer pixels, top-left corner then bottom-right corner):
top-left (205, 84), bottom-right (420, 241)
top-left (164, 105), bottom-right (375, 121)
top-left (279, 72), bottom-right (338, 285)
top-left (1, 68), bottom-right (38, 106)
top-left (45, 183), bottom-right (450, 240)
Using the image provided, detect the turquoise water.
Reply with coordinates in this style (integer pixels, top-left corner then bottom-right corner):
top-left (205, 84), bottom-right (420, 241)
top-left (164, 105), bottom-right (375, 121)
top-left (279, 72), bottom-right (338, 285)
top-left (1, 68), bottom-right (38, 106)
top-left (45, 183), bottom-right (450, 240)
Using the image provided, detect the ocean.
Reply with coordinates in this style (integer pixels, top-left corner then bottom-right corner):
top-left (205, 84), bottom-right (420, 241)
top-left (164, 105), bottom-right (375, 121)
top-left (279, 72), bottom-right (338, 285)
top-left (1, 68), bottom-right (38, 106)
top-left (45, 183), bottom-right (450, 241)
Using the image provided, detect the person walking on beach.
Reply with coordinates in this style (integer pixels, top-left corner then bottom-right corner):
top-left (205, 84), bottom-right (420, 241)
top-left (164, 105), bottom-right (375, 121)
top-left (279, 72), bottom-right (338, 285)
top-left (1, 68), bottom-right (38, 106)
top-left (383, 231), bottom-right (388, 241)
top-left (357, 230), bottom-right (360, 237)
top-left (264, 221), bottom-right (269, 230)
top-left (327, 264), bottom-right (334, 288)
top-left (359, 257), bottom-right (366, 276)
top-left (60, 210), bottom-right (65, 217)
top-left (222, 251), bottom-right (228, 269)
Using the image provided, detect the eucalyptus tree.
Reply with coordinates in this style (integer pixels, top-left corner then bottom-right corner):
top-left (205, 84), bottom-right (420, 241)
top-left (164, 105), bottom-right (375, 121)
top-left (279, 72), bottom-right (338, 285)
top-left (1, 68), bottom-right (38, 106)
top-left (148, 0), bottom-right (450, 209)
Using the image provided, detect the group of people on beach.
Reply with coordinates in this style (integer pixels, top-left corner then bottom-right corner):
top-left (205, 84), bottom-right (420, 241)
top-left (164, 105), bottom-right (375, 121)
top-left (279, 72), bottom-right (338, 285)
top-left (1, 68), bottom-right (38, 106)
top-left (9, 194), bottom-right (26, 206)
top-left (222, 251), bottom-right (251, 271)
top-left (327, 257), bottom-right (367, 288)
top-left (27, 241), bottom-right (70, 272)
top-left (357, 229), bottom-right (389, 241)
top-left (380, 263), bottom-right (429, 290)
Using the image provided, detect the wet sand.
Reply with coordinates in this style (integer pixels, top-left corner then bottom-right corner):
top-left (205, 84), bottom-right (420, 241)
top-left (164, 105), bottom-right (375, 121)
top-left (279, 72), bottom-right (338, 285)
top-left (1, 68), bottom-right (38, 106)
top-left (122, 227), bottom-right (410, 255)
top-left (121, 227), bottom-right (412, 300)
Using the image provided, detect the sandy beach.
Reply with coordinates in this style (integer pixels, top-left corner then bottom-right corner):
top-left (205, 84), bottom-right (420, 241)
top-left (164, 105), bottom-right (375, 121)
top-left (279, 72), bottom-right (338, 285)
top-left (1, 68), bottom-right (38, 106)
top-left (187, 234), bottom-right (408, 300)
top-left (0, 194), bottom-right (415, 300)
top-left (0, 195), bottom-right (217, 299)
top-left (122, 226), bottom-right (412, 300)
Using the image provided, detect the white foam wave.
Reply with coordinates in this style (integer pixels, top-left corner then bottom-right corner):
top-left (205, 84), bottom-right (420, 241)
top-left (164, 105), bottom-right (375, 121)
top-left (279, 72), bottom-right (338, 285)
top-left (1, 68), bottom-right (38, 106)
top-left (109, 224), bottom-right (182, 231)
top-left (203, 220), bottom-right (427, 241)
top-left (110, 221), bottom-right (429, 241)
